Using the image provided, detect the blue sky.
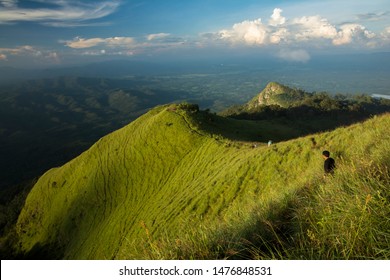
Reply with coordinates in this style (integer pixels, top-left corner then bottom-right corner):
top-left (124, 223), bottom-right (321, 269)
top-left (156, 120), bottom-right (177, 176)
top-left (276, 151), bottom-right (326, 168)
top-left (0, 0), bottom-right (390, 68)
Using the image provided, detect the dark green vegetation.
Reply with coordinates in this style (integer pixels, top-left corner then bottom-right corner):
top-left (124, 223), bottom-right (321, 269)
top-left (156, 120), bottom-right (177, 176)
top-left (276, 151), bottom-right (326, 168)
top-left (0, 73), bottom-right (263, 191)
top-left (1, 82), bottom-right (389, 259)
top-left (0, 76), bottom-right (194, 189)
top-left (223, 82), bottom-right (390, 139)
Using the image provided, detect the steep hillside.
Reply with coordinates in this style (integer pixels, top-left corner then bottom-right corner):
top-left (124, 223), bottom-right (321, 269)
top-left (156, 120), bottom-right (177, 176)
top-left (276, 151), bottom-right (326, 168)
top-left (11, 100), bottom-right (390, 259)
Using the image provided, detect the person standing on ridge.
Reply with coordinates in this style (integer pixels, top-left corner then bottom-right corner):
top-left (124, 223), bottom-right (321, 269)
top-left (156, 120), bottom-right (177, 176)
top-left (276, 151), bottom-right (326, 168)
top-left (322, 150), bottom-right (336, 175)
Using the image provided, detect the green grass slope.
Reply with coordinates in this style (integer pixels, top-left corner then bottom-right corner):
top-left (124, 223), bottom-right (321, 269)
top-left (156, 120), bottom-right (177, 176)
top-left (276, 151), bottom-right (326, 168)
top-left (13, 104), bottom-right (390, 259)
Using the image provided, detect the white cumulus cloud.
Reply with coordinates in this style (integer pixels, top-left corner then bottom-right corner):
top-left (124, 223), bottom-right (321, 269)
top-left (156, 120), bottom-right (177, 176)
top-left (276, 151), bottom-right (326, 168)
top-left (270, 28), bottom-right (289, 44)
top-left (291, 15), bottom-right (338, 41)
top-left (213, 7), bottom-right (382, 52)
top-left (333, 24), bottom-right (375, 45)
top-left (219, 18), bottom-right (269, 45)
top-left (269, 8), bottom-right (286, 26)
top-left (383, 26), bottom-right (390, 39)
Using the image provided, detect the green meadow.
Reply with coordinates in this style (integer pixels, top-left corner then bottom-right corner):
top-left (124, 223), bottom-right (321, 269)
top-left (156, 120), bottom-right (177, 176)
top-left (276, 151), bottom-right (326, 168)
top-left (10, 98), bottom-right (389, 259)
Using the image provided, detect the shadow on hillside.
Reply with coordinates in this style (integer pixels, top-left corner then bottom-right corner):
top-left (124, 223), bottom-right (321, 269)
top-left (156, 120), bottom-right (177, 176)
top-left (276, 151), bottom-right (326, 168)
top-left (22, 242), bottom-right (65, 260)
top-left (214, 184), bottom-right (318, 260)
top-left (226, 206), bottom-right (298, 260)
top-left (201, 105), bottom-right (390, 143)
top-left (0, 240), bottom-right (65, 260)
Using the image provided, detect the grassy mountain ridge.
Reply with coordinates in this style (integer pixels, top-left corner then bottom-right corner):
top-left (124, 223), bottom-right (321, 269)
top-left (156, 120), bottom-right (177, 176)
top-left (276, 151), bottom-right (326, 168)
top-left (10, 98), bottom-right (390, 259)
top-left (2, 76), bottom-right (388, 192)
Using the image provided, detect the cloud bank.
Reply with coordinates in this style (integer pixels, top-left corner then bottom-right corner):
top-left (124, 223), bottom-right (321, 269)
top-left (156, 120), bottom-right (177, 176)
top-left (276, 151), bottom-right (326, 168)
top-left (2, 6), bottom-right (389, 65)
top-left (65, 37), bottom-right (136, 49)
top-left (202, 8), bottom-right (389, 62)
top-left (216, 8), bottom-right (378, 48)
top-left (0, 45), bottom-right (60, 63)
top-left (63, 33), bottom-right (188, 57)
top-left (60, 6), bottom-right (389, 63)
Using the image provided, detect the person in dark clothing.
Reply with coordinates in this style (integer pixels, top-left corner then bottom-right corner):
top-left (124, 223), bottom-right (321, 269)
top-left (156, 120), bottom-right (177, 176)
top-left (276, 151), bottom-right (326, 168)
top-left (322, 150), bottom-right (336, 175)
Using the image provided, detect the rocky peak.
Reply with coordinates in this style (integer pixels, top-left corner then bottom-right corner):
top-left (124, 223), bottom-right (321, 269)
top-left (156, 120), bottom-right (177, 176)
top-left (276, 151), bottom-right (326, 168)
top-left (257, 82), bottom-right (290, 105)
top-left (246, 82), bottom-right (293, 109)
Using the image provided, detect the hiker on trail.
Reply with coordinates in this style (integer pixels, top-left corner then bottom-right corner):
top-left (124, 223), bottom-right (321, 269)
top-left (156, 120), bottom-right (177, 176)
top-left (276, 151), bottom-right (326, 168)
top-left (322, 150), bottom-right (336, 175)
top-left (268, 140), bottom-right (272, 147)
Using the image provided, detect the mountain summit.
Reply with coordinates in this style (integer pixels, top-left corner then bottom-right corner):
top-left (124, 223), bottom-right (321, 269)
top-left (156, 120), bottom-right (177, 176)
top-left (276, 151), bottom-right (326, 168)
top-left (247, 82), bottom-right (307, 109)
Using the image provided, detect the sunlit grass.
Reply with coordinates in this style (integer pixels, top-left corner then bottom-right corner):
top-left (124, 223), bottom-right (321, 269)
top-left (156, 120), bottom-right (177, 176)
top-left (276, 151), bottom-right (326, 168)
top-left (13, 105), bottom-right (390, 259)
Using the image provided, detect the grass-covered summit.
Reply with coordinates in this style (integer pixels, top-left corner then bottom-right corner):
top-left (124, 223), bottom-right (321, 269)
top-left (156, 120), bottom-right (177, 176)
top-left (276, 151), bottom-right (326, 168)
top-left (4, 83), bottom-right (390, 260)
top-left (246, 81), bottom-right (307, 108)
top-left (226, 81), bottom-right (390, 116)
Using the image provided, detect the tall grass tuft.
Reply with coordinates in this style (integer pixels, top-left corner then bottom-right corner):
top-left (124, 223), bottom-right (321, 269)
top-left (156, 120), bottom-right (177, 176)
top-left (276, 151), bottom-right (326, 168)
top-left (286, 161), bottom-right (390, 259)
